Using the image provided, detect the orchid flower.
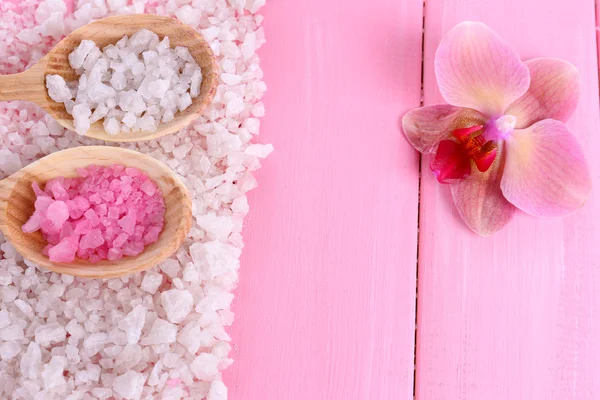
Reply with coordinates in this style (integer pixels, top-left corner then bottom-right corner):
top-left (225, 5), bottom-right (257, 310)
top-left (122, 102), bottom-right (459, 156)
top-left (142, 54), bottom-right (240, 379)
top-left (402, 21), bottom-right (591, 236)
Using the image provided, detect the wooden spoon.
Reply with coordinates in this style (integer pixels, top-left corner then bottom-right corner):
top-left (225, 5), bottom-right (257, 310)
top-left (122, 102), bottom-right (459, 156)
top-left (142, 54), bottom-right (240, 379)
top-left (0, 14), bottom-right (218, 143)
top-left (0, 146), bottom-right (192, 278)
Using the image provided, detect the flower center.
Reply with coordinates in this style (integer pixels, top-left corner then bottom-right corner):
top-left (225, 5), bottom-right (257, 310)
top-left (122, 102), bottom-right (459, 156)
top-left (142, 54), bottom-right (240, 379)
top-left (430, 125), bottom-right (498, 184)
top-left (484, 114), bottom-right (517, 141)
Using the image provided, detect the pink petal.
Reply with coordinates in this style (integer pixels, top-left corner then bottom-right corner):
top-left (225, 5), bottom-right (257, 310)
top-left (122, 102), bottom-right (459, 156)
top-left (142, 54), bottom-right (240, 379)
top-left (501, 119), bottom-right (591, 217)
top-left (430, 140), bottom-right (472, 183)
top-left (472, 146), bottom-right (497, 173)
top-left (435, 22), bottom-right (530, 117)
top-left (402, 104), bottom-right (486, 154)
top-left (451, 142), bottom-right (517, 236)
top-left (506, 58), bottom-right (581, 129)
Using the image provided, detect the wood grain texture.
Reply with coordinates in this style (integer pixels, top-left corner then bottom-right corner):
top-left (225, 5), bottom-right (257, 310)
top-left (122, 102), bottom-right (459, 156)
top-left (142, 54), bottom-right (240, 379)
top-left (0, 146), bottom-right (192, 278)
top-left (416, 1), bottom-right (600, 399)
top-left (222, 1), bottom-right (423, 399)
top-left (0, 14), bottom-right (218, 142)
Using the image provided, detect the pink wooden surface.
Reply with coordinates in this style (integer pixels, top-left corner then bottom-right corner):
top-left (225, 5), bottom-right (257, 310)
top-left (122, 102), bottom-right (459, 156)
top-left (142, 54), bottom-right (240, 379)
top-left (416, 1), bottom-right (600, 399)
top-left (223, 0), bottom-right (423, 399)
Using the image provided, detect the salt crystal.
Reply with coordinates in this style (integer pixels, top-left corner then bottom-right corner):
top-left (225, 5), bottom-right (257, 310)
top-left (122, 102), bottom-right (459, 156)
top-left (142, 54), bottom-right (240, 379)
top-left (190, 68), bottom-right (203, 98)
top-left (69, 40), bottom-right (97, 69)
top-left (122, 112), bottom-right (137, 128)
top-left (0, 310), bottom-right (11, 329)
top-left (0, 341), bottom-right (21, 360)
top-left (226, 97), bottom-right (244, 117)
top-left (132, 61), bottom-right (145, 75)
top-left (90, 103), bottom-right (109, 123)
top-left (162, 385), bottom-right (185, 400)
top-left (162, 108), bottom-right (175, 123)
top-left (1, 153), bottom-right (23, 175)
top-left (141, 318), bottom-right (177, 345)
top-left (118, 305), bottom-right (147, 344)
top-left (91, 388), bottom-right (113, 399)
top-left (113, 370), bottom-right (145, 400)
top-left (161, 290), bottom-right (193, 324)
top-left (114, 343), bottom-right (143, 373)
top-left (84, 332), bottom-right (108, 353)
top-left (0, 324), bottom-right (23, 341)
top-left (201, 26), bottom-right (220, 42)
top-left (176, 321), bottom-right (203, 354)
top-left (66, 320), bottom-right (86, 340)
top-left (14, 299), bottom-right (35, 319)
top-left (48, 235), bottom-right (79, 262)
top-left (141, 272), bottom-right (163, 294)
top-left (177, 92), bottom-right (192, 112)
top-left (46, 75), bottom-right (73, 103)
top-left (110, 71), bottom-right (127, 91)
top-left (175, 5), bottom-right (203, 25)
top-left (129, 29), bottom-right (159, 54)
top-left (17, 29), bottom-right (41, 45)
top-left (190, 353), bottom-right (219, 380)
top-left (138, 114), bottom-right (157, 132)
top-left (159, 258), bottom-right (180, 278)
top-left (0, 269), bottom-right (13, 286)
top-left (221, 73), bottom-right (242, 85)
top-left (207, 380), bottom-right (228, 400)
top-left (245, 143), bottom-right (273, 158)
top-left (80, 228), bottom-right (105, 249)
top-left (190, 240), bottom-right (240, 280)
top-left (42, 356), bottom-right (66, 390)
top-left (148, 79), bottom-right (170, 98)
top-left (104, 117), bottom-right (121, 135)
top-left (1, 287), bottom-right (18, 303)
top-left (20, 342), bottom-right (42, 379)
top-left (87, 364), bottom-right (101, 381)
top-left (72, 103), bottom-right (92, 135)
top-left (34, 322), bottom-right (66, 345)
top-left (231, 196), bottom-right (249, 214)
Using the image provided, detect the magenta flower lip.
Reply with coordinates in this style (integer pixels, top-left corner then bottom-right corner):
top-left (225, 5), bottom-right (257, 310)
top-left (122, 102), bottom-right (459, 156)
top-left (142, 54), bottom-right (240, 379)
top-left (402, 21), bottom-right (591, 236)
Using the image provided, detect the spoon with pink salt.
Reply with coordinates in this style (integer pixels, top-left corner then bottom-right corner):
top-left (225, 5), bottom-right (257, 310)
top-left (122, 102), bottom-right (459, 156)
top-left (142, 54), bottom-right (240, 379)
top-left (0, 146), bottom-right (192, 278)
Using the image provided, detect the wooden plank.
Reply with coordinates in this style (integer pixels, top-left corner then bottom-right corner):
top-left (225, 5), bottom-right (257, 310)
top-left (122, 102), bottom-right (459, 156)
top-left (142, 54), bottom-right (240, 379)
top-left (416, 1), bottom-right (600, 399)
top-left (222, 0), bottom-right (423, 399)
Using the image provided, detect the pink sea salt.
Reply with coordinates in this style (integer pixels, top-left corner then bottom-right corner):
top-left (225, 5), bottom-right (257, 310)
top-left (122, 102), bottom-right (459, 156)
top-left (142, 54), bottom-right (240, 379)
top-left (22, 165), bottom-right (165, 263)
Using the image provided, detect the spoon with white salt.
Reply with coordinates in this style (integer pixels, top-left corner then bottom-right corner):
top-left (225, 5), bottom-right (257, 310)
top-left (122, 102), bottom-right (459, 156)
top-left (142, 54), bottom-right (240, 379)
top-left (0, 14), bottom-right (218, 142)
top-left (0, 146), bottom-right (192, 278)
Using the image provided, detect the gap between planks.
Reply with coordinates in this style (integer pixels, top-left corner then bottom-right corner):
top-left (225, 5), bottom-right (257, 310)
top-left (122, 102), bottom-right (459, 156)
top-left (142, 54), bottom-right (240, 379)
top-left (413, 1), bottom-right (427, 398)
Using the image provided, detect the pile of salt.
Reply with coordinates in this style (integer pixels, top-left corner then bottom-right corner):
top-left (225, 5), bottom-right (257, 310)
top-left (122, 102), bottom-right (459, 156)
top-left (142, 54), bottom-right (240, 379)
top-left (46, 30), bottom-right (203, 136)
top-left (22, 165), bottom-right (165, 263)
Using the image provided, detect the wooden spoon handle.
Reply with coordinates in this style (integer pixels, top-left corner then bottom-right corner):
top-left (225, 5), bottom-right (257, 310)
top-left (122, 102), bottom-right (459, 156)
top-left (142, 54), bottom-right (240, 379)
top-left (0, 66), bottom-right (44, 103)
top-left (0, 178), bottom-right (13, 228)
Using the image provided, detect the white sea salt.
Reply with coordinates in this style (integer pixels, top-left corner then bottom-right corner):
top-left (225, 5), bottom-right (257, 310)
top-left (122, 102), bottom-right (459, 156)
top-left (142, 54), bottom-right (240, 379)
top-left (20, 342), bottom-right (42, 380)
top-left (141, 318), bottom-right (177, 345)
top-left (190, 353), bottom-right (219, 380)
top-left (46, 75), bottom-right (73, 103)
top-left (141, 271), bottom-right (163, 294)
top-left (0, 341), bottom-right (21, 360)
top-left (42, 356), bottom-right (67, 390)
top-left (118, 305), bottom-right (147, 344)
top-left (45, 30), bottom-right (203, 135)
top-left (161, 289), bottom-right (193, 323)
top-left (207, 380), bottom-right (228, 400)
top-left (113, 370), bottom-right (145, 399)
top-left (0, 325), bottom-right (24, 341)
top-left (1, 0), bottom-right (271, 398)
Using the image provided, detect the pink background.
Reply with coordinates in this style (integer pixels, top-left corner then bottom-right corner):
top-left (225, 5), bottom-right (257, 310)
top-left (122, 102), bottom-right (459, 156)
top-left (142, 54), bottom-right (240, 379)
top-left (225, 0), bottom-right (600, 399)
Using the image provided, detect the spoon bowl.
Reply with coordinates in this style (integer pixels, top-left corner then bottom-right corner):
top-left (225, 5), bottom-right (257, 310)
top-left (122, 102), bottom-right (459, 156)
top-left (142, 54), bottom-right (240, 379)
top-left (0, 146), bottom-right (192, 278)
top-left (0, 14), bottom-right (218, 142)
